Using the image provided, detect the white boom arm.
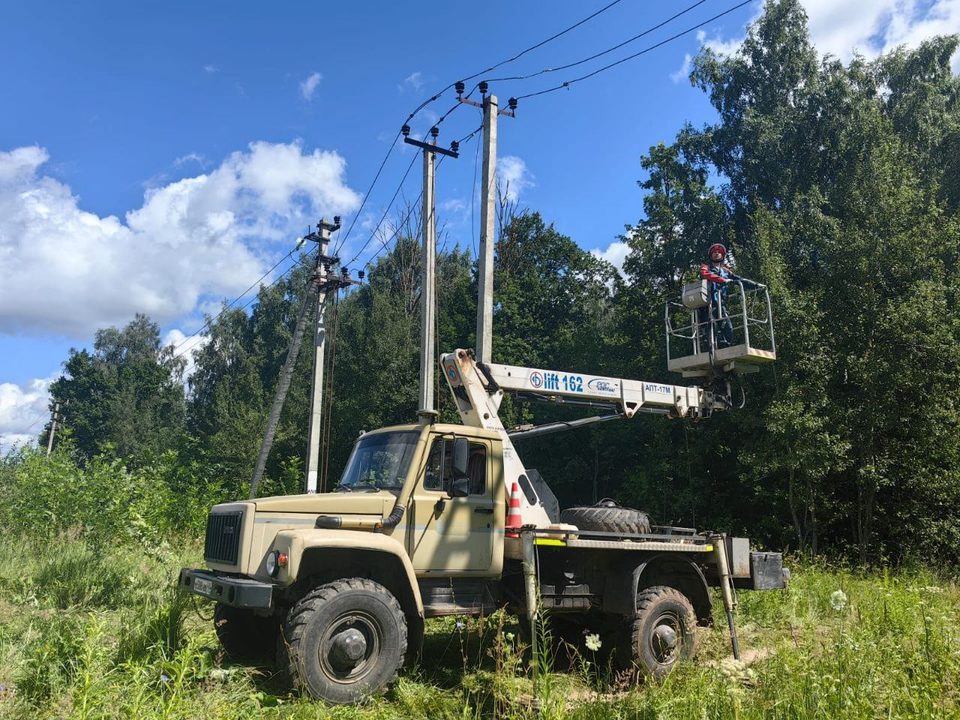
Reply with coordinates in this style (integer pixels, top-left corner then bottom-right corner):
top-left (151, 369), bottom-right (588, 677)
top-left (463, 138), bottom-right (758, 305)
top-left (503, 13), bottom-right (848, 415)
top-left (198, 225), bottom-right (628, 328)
top-left (440, 349), bottom-right (730, 527)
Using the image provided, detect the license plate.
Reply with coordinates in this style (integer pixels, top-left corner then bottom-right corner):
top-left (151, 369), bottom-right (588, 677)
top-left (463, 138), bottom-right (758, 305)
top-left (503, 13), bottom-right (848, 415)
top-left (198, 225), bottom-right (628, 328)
top-left (193, 577), bottom-right (214, 596)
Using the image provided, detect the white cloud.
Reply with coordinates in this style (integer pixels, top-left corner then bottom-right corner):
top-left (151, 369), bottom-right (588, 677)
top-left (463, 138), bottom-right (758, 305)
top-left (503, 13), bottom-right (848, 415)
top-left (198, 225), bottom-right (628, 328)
top-left (696, 25), bottom-right (756, 60)
top-left (0, 141), bottom-right (361, 338)
top-left (671, 53), bottom-right (694, 83)
top-left (0, 375), bottom-right (57, 453)
top-left (677, 1), bottom-right (960, 72)
top-left (497, 156), bottom-right (534, 203)
top-left (803, 0), bottom-right (960, 71)
top-left (163, 328), bottom-right (207, 382)
top-left (590, 241), bottom-right (630, 277)
top-left (204, 64), bottom-right (219, 75)
top-left (300, 72), bottom-right (322, 101)
top-left (399, 71), bottom-right (424, 92)
top-left (173, 152), bottom-right (206, 168)
top-left (439, 197), bottom-right (467, 217)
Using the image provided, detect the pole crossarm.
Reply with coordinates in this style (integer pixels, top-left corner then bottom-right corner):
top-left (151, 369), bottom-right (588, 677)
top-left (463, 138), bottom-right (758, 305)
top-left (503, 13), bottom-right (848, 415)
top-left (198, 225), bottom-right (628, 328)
top-left (403, 136), bottom-right (460, 158)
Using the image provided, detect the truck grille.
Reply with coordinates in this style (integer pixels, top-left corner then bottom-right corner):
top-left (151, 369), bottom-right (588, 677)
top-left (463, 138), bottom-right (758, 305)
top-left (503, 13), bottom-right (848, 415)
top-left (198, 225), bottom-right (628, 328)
top-left (204, 510), bottom-right (243, 565)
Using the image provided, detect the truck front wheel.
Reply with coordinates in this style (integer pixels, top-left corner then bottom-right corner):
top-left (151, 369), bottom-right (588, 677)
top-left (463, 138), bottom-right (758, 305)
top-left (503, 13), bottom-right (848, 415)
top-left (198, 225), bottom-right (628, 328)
top-left (620, 586), bottom-right (697, 679)
top-left (283, 578), bottom-right (407, 704)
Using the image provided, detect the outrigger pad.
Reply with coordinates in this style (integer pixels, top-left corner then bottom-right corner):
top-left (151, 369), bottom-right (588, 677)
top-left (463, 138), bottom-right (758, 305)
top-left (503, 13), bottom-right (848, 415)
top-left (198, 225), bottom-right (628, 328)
top-left (749, 552), bottom-right (785, 590)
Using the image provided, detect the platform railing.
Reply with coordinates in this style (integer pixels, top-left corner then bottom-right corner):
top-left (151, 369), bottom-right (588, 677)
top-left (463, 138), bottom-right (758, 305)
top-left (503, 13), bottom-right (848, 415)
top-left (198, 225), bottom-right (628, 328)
top-left (665, 280), bottom-right (776, 371)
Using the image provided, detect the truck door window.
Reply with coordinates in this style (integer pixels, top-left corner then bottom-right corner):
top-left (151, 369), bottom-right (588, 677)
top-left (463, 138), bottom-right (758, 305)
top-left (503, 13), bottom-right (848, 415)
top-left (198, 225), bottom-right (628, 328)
top-left (424, 438), bottom-right (487, 496)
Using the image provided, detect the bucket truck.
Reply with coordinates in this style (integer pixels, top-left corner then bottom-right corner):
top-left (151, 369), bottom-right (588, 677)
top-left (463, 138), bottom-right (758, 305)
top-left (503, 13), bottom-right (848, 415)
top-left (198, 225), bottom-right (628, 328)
top-left (177, 281), bottom-right (783, 704)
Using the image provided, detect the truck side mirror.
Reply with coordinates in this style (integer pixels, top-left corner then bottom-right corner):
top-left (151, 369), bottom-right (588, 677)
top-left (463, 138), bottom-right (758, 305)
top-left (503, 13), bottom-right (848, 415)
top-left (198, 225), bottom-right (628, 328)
top-left (452, 438), bottom-right (469, 479)
top-left (449, 477), bottom-right (470, 498)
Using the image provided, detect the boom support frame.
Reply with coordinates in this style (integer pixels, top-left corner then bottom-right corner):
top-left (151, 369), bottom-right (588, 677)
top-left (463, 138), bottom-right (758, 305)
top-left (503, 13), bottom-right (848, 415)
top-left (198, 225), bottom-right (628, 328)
top-left (440, 349), bottom-right (731, 527)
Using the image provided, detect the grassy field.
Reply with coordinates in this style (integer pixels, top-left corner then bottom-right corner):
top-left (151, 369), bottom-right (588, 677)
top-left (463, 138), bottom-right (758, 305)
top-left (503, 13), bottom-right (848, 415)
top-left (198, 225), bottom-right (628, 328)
top-left (0, 532), bottom-right (957, 719)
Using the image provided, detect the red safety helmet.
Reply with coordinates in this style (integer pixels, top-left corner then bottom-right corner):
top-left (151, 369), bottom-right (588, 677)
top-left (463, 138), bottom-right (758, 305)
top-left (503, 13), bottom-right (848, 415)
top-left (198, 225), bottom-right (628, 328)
top-left (708, 243), bottom-right (727, 260)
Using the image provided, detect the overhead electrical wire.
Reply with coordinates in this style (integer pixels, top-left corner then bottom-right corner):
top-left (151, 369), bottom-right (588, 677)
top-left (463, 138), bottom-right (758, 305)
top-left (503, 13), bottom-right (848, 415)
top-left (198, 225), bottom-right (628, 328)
top-left (516, 0), bottom-right (754, 100)
top-left (403, 0), bottom-right (625, 128)
top-left (342, 151), bottom-right (420, 269)
top-left (169, 0), bottom-right (717, 361)
top-left (457, 0), bottom-right (626, 87)
top-left (332, 132), bottom-right (400, 256)
top-left (172, 0), bottom-right (630, 343)
top-left (170, 244), bottom-right (303, 360)
top-left (484, 0), bottom-right (709, 85)
top-left (23, 412), bottom-right (50, 433)
top-left (335, 0), bottom-right (628, 256)
top-left (353, 124), bottom-right (484, 274)
top-left (470, 113), bottom-right (482, 259)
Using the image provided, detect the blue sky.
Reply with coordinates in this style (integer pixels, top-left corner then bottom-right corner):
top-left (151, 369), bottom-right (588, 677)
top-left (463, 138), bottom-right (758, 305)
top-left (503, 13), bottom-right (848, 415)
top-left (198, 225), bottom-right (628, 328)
top-left (1, 0), bottom-right (957, 447)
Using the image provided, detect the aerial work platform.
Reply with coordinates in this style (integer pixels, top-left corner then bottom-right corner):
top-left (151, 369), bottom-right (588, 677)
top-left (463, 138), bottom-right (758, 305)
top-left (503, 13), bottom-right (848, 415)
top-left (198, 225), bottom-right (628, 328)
top-left (665, 279), bottom-right (776, 378)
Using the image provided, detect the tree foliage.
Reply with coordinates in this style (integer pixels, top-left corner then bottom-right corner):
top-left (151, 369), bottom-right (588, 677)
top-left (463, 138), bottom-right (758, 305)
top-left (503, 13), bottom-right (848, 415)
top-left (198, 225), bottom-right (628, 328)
top-left (48, 314), bottom-right (186, 465)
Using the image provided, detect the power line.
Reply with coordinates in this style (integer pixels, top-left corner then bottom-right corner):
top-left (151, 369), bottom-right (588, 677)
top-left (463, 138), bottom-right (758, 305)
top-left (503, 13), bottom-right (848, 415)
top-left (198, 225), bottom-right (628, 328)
top-left (471, 114), bottom-right (482, 259)
top-left (459, 0), bottom-right (627, 86)
top-left (170, 244), bottom-right (304, 360)
top-left (485, 0), bottom-right (709, 85)
top-left (23, 412), bottom-right (49, 433)
top-left (342, 151), bottom-right (420, 269)
top-left (333, 0), bottom-right (631, 258)
top-left (167, 2), bottom-right (633, 364)
top-left (403, 0), bottom-right (626, 129)
top-left (333, 133), bottom-right (401, 257)
top-left (516, 0), bottom-right (753, 100)
top-left (354, 125), bottom-right (484, 274)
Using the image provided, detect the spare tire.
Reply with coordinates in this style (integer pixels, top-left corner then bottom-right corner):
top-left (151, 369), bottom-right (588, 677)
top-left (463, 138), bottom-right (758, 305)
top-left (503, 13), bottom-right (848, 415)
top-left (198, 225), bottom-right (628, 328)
top-left (560, 499), bottom-right (651, 534)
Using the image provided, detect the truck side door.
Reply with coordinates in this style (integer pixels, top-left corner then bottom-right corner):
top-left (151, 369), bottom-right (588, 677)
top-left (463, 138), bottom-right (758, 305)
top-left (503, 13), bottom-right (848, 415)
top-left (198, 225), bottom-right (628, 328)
top-left (409, 435), bottom-right (498, 575)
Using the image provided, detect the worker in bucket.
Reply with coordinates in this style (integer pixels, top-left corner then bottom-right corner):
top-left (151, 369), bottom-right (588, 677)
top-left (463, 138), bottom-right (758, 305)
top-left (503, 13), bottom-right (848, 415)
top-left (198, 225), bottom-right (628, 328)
top-left (698, 243), bottom-right (754, 349)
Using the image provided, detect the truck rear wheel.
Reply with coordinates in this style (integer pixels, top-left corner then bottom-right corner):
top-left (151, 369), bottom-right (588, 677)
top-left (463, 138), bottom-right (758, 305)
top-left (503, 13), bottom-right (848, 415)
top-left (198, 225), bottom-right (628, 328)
top-left (620, 586), bottom-right (697, 679)
top-left (283, 578), bottom-right (407, 704)
top-left (213, 603), bottom-right (279, 663)
top-left (560, 500), bottom-right (651, 534)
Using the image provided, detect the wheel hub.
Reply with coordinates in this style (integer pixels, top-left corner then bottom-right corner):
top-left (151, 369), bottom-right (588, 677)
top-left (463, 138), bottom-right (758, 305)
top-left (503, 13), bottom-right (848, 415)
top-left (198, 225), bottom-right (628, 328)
top-left (330, 628), bottom-right (367, 668)
top-left (652, 623), bottom-right (678, 659)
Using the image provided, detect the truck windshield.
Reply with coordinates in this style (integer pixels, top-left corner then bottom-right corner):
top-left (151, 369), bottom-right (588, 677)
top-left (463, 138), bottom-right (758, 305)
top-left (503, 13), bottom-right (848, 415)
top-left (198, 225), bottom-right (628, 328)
top-left (336, 431), bottom-right (419, 491)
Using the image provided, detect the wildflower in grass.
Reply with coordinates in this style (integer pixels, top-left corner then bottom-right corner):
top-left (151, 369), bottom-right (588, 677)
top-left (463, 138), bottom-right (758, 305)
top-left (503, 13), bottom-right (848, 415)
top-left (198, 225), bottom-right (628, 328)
top-left (830, 589), bottom-right (848, 611)
top-left (584, 633), bottom-right (602, 652)
top-left (720, 658), bottom-right (758, 687)
top-left (455, 619), bottom-right (466, 631)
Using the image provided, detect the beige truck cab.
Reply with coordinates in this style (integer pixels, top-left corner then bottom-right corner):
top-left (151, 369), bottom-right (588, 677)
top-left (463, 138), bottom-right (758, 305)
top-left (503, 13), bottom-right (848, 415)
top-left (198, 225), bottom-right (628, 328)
top-left (181, 423), bottom-right (509, 703)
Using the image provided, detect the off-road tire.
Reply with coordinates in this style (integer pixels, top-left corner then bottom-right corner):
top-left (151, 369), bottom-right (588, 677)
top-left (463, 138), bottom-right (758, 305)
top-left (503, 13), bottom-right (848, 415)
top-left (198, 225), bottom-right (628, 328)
top-left (213, 603), bottom-right (280, 663)
top-left (619, 586), bottom-right (697, 679)
top-left (282, 578), bottom-right (407, 705)
top-left (560, 500), bottom-right (652, 534)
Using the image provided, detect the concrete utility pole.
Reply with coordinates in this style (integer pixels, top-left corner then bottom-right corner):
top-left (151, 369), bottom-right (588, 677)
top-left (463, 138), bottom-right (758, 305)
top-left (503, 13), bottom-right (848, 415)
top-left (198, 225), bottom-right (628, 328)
top-left (249, 220), bottom-right (359, 500)
top-left (46, 401), bottom-right (61, 456)
top-left (476, 93), bottom-right (498, 365)
top-left (419, 143), bottom-right (437, 415)
top-left (456, 83), bottom-right (516, 364)
top-left (402, 124), bottom-right (459, 420)
top-left (304, 217), bottom-right (342, 493)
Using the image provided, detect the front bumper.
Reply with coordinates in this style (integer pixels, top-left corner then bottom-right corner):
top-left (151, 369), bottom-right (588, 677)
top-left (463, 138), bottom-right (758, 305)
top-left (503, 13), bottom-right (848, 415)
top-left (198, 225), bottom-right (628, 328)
top-left (178, 568), bottom-right (274, 609)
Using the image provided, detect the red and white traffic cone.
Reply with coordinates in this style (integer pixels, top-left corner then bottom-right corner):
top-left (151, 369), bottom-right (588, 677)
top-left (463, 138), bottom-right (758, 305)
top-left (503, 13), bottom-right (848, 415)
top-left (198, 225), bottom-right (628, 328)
top-left (506, 482), bottom-right (522, 538)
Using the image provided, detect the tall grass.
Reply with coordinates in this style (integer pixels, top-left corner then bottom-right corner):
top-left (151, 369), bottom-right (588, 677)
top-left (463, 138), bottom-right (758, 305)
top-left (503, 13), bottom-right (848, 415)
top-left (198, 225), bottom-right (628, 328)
top-left (0, 448), bottom-right (957, 717)
top-left (0, 534), bottom-right (958, 719)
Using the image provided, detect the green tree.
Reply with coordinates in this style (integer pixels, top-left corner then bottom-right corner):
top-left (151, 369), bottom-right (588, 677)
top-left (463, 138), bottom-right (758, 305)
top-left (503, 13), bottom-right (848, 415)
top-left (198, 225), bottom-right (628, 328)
top-left (615, 0), bottom-right (960, 561)
top-left (48, 315), bottom-right (186, 464)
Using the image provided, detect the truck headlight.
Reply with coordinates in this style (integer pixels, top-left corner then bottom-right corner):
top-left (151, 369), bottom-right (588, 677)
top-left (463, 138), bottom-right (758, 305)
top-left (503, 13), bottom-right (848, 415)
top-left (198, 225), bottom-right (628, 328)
top-left (266, 550), bottom-right (288, 577)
